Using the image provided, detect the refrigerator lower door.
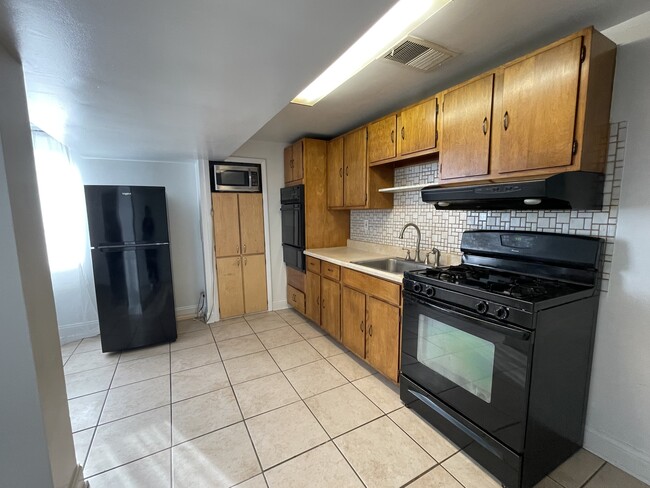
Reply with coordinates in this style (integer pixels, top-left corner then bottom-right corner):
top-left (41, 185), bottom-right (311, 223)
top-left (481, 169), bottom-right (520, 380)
top-left (91, 244), bottom-right (177, 352)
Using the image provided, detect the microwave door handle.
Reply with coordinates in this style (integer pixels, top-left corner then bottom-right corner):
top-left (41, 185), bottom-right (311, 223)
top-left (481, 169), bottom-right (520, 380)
top-left (405, 294), bottom-right (531, 341)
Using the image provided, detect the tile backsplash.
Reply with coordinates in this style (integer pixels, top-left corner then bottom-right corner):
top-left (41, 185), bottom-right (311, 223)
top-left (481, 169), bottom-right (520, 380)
top-left (351, 122), bottom-right (627, 291)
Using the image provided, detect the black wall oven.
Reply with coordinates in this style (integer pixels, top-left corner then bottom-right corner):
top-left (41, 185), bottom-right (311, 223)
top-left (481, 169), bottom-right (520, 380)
top-left (280, 185), bottom-right (305, 271)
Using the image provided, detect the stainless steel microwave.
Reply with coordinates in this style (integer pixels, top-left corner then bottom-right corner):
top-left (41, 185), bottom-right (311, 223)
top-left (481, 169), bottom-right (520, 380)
top-left (209, 161), bottom-right (262, 192)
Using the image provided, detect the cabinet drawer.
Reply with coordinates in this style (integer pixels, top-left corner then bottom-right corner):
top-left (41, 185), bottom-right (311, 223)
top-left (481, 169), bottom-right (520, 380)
top-left (287, 267), bottom-right (305, 293)
top-left (342, 268), bottom-right (400, 306)
top-left (287, 285), bottom-right (305, 314)
top-left (306, 256), bottom-right (321, 274)
top-left (321, 262), bottom-right (341, 281)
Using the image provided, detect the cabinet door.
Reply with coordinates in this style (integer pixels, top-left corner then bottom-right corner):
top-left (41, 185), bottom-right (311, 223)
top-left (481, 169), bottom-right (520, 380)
top-left (440, 74), bottom-right (494, 179)
top-left (399, 98), bottom-right (438, 156)
top-left (292, 140), bottom-right (304, 181)
top-left (284, 145), bottom-right (294, 183)
top-left (305, 271), bottom-right (321, 324)
top-left (327, 137), bottom-right (344, 208)
top-left (343, 127), bottom-right (367, 208)
top-left (366, 297), bottom-right (400, 382)
top-left (368, 115), bottom-right (397, 163)
top-left (341, 286), bottom-right (366, 358)
top-left (216, 256), bottom-right (245, 318)
top-left (212, 193), bottom-right (241, 257)
top-left (238, 193), bottom-right (265, 255)
top-left (242, 254), bottom-right (267, 314)
top-left (320, 278), bottom-right (341, 340)
top-left (498, 37), bottom-right (583, 173)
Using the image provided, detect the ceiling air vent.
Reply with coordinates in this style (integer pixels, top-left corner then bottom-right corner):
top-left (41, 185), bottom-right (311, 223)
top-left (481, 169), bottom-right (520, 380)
top-left (383, 36), bottom-right (456, 71)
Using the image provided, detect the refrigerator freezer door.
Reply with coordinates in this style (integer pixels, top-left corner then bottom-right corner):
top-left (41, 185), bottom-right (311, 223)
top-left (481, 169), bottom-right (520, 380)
top-left (91, 244), bottom-right (177, 352)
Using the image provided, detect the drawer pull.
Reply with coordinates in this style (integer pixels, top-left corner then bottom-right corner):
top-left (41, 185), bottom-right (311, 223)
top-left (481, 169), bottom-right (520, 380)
top-left (368, 324), bottom-right (373, 337)
top-left (390, 130), bottom-right (395, 143)
top-left (482, 117), bottom-right (488, 135)
top-left (359, 320), bottom-right (364, 332)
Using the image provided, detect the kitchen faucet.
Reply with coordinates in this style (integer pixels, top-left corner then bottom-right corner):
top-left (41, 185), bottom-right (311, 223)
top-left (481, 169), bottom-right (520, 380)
top-left (399, 223), bottom-right (422, 262)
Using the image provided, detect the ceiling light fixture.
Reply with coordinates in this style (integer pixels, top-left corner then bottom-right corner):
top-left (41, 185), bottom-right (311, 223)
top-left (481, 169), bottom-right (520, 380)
top-left (291, 0), bottom-right (453, 106)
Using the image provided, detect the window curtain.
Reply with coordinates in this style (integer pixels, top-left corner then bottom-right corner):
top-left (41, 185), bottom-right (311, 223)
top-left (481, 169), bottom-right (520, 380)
top-left (32, 129), bottom-right (98, 341)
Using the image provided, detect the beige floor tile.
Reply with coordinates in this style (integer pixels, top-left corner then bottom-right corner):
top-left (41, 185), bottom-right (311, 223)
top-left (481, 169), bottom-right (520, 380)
top-left (87, 450), bottom-right (171, 488)
top-left (265, 442), bottom-right (363, 488)
top-left (352, 374), bottom-right (402, 413)
top-left (408, 466), bottom-right (463, 487)
top-left (62, 354), bottom-right (71, 365)
top-left (327, 352), bottom-right (374, 382)
top-left (75, 336), bottom-right (103, 354)
top-left (61, 340), bottom-right (81, 356)
top-left (246, 401), bottom-right (328, 469)
top-left (308, 336), bottom-right (346, 357)
top-left (172, 422), bottom-right (261, 488)
top-left (442, 451), bottom-right (502, 488)
top-left (119, 343), bottom-right (170, 363)
top-left (64, 349), bottom-right (119, 375)
top-left (170, 329), bottom-right (214, 352)
top-left (65, 365), bottom-right (115, 399)
top-left (72, 428), bottom-right (94, 466)
top-left (234, 474), bottom-right (267, 488)
top-left (172, 388), bottom-right (242, 445)
top-left (305, 383), bottom-right (382, 438)
top-left (171, 343), bottom-right (221, 373)
top-left (584, 463), bottom-right (649, 488)
top-left (335, 416), bottom-right (434, 488)
top-left (100, 375), bottom-right (170, 424)
top-left (290, 320), bottom-right (325, 339)
top-left (177, 318), bottom-right (209, 335)
top-left (171, 362), bottom-right (229, 402)
top-left (548, 448), bottom-right (606, 488)
top-left (224, 351), bottom-right (280, 385)
top-left (534, 477), bottom-right (564, 488)
top-left (217, 334), bottom-right (265, 360)
top-left (268, 341), bottom-right (322, 370)
top-left (284, 359), bottom-right (348, 398)
top-left (280, 312), bottom-right (310, 326)
top-left (389, 407), bottom-right (459, 462)
top-left (68, 390), bottom-right (106, 432)
top-left (233, 372), bottom-right (300, 418)
top-left (246, 315), bottom-right (288, 333)
top-left (85, 406), bottom-right (171, 476)
top-left (111, 353), bottom-right (170, 388)
top-left (211, 320), bottom-right (254, 342)
top-left (257, 326), bottom-right (303, 349)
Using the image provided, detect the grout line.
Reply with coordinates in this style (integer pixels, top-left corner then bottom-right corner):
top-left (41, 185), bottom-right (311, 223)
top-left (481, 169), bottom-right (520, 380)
top-left (578, 461), bottom-right (607, 488)
top-left (84, 446), bottom-right (171, 481)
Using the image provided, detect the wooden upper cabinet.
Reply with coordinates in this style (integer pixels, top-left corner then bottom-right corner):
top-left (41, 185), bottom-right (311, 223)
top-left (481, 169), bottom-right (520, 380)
top-left (327, 137), bottom-right (344, 208)
top-left (238, 193), bottom-right (265, 255)
top-left (284, 140), bottom-right (305, 183)
top-left (368, 115), bottom-right (397, 164)
top-left (305, 270), bottom-right (321, 324)
top-left (366, 297), bottom-right (400, 382)
top-left (440, 74), bottom-right (495, 180)
top-left (212, 193), bottom-right (240, 257)
top-left (216, 256), bottom-right (245, 318)
top-left (321, 278), bottom-right (341, 340)
top-left (497, 37), bottom-right (583, 174)
top-left (341, 286), bottom-right (366, 359)
top-left (343, 127), bottom-right (368, 208)
top-left (242, 254), bottom-right (267, 314)
top-left (283, 145), bottom-right (293, 184)
top-left (399, 98), bottom-right (438, 156)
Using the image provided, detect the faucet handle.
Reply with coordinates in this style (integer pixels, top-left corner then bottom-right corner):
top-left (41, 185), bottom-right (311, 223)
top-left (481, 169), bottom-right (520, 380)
top-left (402, 247), bottom-right (412, 261)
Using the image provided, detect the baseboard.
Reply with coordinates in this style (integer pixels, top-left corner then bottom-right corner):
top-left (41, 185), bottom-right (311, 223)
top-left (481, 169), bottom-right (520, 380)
top-left (584, 426), bottom-right (650, 484)
top-left (68, 464), bottom-right (87, 488)
top-left (273, 300), bottom-right (289, 311)
top-left (175, 305), bottom-right (196, 320)
top-left (59, 320), bottom-right (99, 344)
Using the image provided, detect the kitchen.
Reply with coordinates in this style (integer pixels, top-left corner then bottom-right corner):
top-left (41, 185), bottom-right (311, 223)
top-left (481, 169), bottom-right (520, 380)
top-left (1, 1), bottom-right (649, 488)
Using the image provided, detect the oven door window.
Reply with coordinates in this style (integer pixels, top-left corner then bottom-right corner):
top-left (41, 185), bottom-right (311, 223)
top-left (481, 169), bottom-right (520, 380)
top-left (280, 204), bottom-right (304, 248)
top-left (216, 170), bottom-right (249, 187)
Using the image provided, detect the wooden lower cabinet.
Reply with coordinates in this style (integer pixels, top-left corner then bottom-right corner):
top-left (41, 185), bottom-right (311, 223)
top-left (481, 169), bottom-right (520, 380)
top-left (287, 285), bottom-right (305, 314)
top-left (341, 287), bottom-right (366, 358)
top-left (320, 278), bottom-right (341, 340)
top-left (366, 297), bottom-right (400, 381)
top-left (305, 271), bottom-right (321, 323)
top-left (216, 256), bottom-right (245, 318)
top-left (242, 254), bottom-right (268, 314)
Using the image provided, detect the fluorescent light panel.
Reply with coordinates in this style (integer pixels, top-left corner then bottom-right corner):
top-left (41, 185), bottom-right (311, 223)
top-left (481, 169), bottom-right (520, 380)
top-left (291, 0), bottom-right (452, 106)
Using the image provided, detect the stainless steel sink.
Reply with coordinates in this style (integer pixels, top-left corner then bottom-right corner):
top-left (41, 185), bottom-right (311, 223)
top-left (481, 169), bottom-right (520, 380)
top-left (352, 257), bottom-right (430, 274)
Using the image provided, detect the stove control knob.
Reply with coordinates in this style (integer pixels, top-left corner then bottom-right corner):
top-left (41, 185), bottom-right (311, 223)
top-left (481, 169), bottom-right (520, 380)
top-left (413, 283), bottom-right (422, 293)
top-left (476, 301), bottom-right (489, 315)
top-left (496, 306), bottom-right (509, 320)
top-left (424, 286), bottom-right (435, 298)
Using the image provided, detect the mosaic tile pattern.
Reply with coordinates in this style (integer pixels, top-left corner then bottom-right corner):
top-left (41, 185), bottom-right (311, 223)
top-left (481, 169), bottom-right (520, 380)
top-left (351, 122), bottom-right (627, 291)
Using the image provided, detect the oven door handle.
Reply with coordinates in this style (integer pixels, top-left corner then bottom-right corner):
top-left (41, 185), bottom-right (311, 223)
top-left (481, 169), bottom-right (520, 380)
top-left (404, 293), bottom-right (531, 341)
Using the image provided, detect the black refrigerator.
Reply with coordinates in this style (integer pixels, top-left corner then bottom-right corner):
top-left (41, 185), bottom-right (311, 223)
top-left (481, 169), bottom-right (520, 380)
top-left (85, 185), bottom-right (177, 352)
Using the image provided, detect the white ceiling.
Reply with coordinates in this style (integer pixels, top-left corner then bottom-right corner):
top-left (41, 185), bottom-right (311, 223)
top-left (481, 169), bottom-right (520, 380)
top-left (0, 0), bottom-right (648, 162)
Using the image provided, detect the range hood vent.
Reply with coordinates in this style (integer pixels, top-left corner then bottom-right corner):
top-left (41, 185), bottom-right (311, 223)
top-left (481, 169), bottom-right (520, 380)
top-left (383, 36), bottom-right (456, 71)
top-left (421, 172), bottom-right (604, 210)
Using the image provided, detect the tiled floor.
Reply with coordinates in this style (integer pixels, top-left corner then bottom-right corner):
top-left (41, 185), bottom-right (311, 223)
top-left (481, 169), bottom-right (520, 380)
top-left (61, 310), bottom-right (649, 488)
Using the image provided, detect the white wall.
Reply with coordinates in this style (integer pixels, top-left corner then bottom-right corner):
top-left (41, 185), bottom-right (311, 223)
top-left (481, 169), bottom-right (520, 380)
top-left (584, 35), bottom-right (650, 483)
top-left (77, 157), bottom-right (205, 321)
top-left (231, 140), bottom-right (289, 310)
top-left (0, 46), bottom-right (79, 488)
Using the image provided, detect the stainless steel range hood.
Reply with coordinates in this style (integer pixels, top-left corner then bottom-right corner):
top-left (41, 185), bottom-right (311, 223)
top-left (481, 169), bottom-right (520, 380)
top-left (421, 172), bottom-right (604, 210)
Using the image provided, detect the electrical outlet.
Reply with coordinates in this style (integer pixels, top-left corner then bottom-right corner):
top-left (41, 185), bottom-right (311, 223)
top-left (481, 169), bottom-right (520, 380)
top-left (364, 220), bottom-right (369, 232)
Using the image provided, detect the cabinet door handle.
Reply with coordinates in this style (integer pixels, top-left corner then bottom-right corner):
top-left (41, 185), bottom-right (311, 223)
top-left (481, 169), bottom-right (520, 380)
top-left (360, 320), bottom-right (364, 332)
top-left (243, 244), bottom-right (246, 253)
top-left (339, 167), bottom-right (343, 177)
top-left (322, 298), bottom-right (325, 309)
top-left (345, 166), bottom-right (349, 177)
top-left (401, 127), bottom-right (405, 140)
top-left (368, 324), bottom-right (373, 337)
top-left (390, 130), bottom-right (395, 143)
top-left (317, 296), bottom-right (320, 305)
top-left (290, 159), bottom-right (294, 168)
top-left (503, 111), bottom-right (509, 131)
top-left (236, 258), bottom-right (240, 267)
top-left (482, 117), bottom-right (488, 135)
top-left (244, 257), bottom-right (247, 265)
top-left (236, 245), bottom-right (239, 253)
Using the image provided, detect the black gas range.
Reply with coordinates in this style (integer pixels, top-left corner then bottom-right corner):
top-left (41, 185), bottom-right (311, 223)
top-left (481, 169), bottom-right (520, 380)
top-left (400, 230), bottom-right (603, 488)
